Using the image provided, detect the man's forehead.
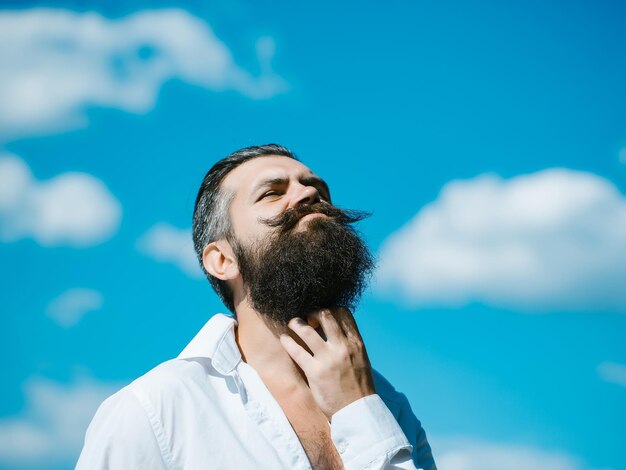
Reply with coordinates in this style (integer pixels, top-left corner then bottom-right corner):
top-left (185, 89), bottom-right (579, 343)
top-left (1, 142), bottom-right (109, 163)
top-left (221, 155), bottom-right (319, 193)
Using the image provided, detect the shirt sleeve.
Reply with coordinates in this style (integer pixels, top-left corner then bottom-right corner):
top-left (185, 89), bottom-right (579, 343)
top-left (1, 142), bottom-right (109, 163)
top-left (330, 394), bottom-right (422, 470)
top-left (76, 387), bottom-right (170, 470)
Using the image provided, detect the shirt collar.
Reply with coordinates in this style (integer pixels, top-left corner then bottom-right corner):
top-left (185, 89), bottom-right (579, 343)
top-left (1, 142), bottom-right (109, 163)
top-left (177, 313), bottom-right (242, 375)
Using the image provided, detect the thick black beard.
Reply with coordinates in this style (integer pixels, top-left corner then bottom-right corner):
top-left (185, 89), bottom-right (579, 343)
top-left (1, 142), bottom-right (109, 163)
top-left (232, 203), bottom-right (375, 326)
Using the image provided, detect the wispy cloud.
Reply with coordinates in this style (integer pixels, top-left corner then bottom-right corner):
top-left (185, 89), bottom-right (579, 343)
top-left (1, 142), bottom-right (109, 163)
top-left (0, 8), bottom-right (286, 141)
top-left (0, 375), bottom-right (120, 467)
top-left (598, 361), bottom-right (626, 388)
top-left (434, 437), bottom-right (595, 470)
top-left (46, 288), bottom-right (103, 327)
top-left (137, 222), bottom-right (203, 278)
top-left (0, 153), bottom-right (121, 246)
top-left (376, 169), bottom-right (626, 312)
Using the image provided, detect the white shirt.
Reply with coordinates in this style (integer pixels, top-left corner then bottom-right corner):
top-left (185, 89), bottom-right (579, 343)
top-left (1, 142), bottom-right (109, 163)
top-left (77, 314), bottom-right (436, 469)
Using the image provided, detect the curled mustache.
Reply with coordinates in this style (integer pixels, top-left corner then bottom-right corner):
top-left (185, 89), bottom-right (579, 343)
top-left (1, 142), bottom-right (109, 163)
top-left (260, 202), bottom-right (370, 234)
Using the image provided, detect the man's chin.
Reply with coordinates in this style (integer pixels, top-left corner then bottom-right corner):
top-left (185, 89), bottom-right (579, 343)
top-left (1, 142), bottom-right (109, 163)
top-left (237, 209), bottom-right (374, 326)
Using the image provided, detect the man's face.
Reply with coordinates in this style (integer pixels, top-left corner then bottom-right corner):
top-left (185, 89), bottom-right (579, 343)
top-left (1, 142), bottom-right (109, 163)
top-left (222, 156), bottom-right (332, 246)
top-left (221, 155), bottom-right (374, 324)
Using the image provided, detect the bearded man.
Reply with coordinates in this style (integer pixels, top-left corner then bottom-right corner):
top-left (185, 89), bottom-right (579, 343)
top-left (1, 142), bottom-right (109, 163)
top-left (78, 144), bottom-right (437, 470)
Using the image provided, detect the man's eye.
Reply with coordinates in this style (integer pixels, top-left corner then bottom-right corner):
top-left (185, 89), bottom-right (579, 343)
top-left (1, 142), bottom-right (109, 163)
top-left (260, 190), bottom-right (279, 200)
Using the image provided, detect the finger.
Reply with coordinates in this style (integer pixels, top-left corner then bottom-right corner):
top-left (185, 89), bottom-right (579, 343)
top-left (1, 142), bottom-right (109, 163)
top-left (305, 312), bottom-right (321, 330)
top-left (334, 307), bottom-right (362, 342)
top-left (311, 310), bottom-right (343, 345)
top-left (334, 308), bottom-right (372, 372)
top-left (279, 334), bottom-right (315, 372)
top-left (288, 317), bottom-right (327, 355)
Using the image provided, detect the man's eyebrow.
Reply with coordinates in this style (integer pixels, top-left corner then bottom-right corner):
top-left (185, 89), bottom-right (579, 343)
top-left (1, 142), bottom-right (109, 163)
top-left (250, 174), bottom-right (332, 201)
top-left (251, 177), bottom-right (289, 196)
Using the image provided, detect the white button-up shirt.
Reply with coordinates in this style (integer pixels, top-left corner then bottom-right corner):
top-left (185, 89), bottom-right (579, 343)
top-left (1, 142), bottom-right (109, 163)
top-left (77, 314), bottom-right (436, 469)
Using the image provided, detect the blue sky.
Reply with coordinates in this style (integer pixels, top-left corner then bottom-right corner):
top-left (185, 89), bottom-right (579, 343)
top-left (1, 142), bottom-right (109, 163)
top-left (1, 1), bottom-right (625, 468)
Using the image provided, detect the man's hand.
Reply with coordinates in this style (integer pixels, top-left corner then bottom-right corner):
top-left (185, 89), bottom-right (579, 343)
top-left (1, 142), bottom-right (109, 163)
top-left (279, 308), bottom-right (376, 420)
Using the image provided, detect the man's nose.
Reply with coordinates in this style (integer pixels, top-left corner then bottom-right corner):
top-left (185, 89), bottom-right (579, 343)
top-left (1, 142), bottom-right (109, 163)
top-left (288, 184), bottom-right (320, 209)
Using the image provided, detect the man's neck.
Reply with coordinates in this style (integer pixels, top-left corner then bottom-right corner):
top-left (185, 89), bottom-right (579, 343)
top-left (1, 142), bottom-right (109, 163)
top-left (234, 299), bottom-right (308, 389)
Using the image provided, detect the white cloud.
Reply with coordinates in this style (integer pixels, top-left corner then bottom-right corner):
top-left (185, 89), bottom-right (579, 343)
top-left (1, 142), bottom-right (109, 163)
top-left (46, 288), bottom-right (103, 327)
top-left (434, 437), bottom-right (593, 470)
top-left (0, 153), bottom-right (121, 246)
top-left (137, 222), bottom-right (203, 278)
top-left (0, 375), bottom-right (120, 467)
top-left (598, 361), bottom-right (626, 388)
top-left (376, 169), bottom-right (626, 312)
top-left (0, 8), bottom-right (286, 140)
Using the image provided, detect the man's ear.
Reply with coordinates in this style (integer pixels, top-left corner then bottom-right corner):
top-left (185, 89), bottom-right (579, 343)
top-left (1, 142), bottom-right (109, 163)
top-left (202, 240), bottom-right (239, 281)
